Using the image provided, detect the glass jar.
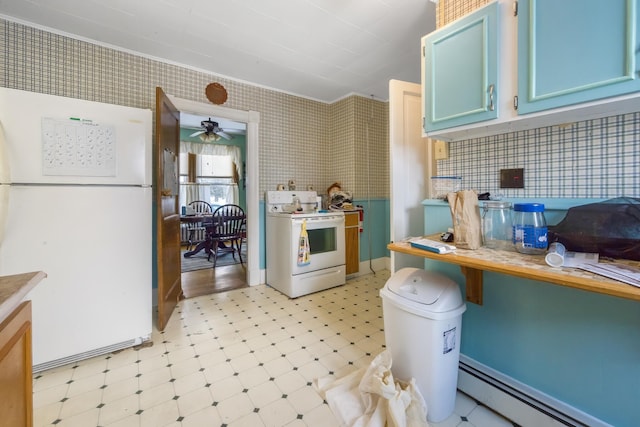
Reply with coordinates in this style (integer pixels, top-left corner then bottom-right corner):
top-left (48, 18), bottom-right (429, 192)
top-left (481, 201), bottom-right (512, 250)
top-left (512, 203), bottom-right (548, 254)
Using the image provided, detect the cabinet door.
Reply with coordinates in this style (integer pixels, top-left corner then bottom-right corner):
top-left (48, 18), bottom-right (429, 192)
top-left (344, 212), bottom-right (359, 275)
top-left (423, 1), bottom-right (499, 132)
top-left (518, 0), bottom-right (640, 114)
top-left (0, 301), bottom-right (33, 427)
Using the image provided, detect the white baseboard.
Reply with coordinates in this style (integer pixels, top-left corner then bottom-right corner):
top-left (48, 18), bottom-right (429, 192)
top-left (458, 355), bottom-right (612, 427)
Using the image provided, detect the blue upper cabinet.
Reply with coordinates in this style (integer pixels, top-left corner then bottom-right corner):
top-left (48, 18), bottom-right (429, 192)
top-left (422, 2), bottom-right (499, 132)
top-left (518, 0), bottom-right (640, 114)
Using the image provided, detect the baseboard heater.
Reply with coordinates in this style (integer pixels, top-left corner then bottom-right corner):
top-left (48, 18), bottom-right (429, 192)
top-left (33, 336), bottom-right (149, 373)
top-left (458, 355), bottom-right (612, 427)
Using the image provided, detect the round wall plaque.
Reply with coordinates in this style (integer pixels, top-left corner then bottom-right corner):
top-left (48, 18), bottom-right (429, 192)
top-left (206, 83), bottom-right (228, 105)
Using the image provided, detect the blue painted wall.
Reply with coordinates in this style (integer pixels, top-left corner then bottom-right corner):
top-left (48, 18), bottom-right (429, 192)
top-left (353, 198), bottom-right (390, 262)
top-left (423, 198), bottom-right (640, 427)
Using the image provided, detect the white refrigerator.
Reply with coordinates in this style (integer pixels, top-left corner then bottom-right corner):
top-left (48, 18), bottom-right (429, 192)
top-left (0, 87), bottom-right (153, 372)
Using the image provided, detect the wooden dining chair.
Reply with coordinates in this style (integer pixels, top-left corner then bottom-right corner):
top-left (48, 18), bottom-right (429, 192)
top-left (186, 200), bottom-right (212, 250)
top-left (208, 204), bottom-right (246, 268)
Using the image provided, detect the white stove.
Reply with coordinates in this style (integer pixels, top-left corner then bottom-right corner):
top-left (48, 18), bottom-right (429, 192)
top-left (265, 190), bottom-right (340, 217)
top-left (265, 191), bottom-right (346, 297)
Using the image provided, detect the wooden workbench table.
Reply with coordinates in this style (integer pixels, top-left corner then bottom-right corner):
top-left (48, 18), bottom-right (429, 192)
top-left (388, 238), bottom-right (640, 305)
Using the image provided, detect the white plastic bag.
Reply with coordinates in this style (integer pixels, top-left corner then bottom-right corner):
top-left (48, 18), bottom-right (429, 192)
top-left (314, 351), bottom-right (429, 427)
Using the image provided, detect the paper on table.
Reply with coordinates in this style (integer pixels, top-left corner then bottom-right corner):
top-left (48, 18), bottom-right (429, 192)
top-left (562, 251), bottom-right (599, 267)
top-left (577, 262), bottom-right (640, 288)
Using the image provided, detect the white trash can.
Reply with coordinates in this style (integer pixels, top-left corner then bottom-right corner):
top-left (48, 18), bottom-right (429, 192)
top-left (380, 267), bottom-right (466, 423)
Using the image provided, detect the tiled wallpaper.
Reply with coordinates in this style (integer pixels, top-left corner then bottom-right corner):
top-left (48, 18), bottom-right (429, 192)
top-left (437, 0), bottom-right (491, 28)
top-left (330, 96), bottom-right (389, 199)
top-left (435, 0), bottom-right (640, 199)
top-left (0, 19), bottom-right (389, 201)
top-left (440, 114), bottom-right (640, 198)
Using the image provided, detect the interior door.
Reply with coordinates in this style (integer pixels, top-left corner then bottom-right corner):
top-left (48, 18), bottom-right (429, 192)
top-left (155, 87), bottom-right (182, 331)
top-left (389, 79), bottom-right (435, 273)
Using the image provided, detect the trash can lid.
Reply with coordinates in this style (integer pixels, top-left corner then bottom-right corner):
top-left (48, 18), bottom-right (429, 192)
top-left (385, 268), bottom-right (463, 312)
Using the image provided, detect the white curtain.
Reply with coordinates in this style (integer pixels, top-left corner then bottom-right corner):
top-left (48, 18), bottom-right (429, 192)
top-left (185, 184), bottom-right (208, 204)
top-left (180, 141), bottom-right (243, 179)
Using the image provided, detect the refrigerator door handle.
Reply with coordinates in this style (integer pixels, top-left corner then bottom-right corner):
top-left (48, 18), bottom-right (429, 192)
top-left (0, 123), bottom-right (9, 245)
top-left (0, 185), bottom-right (8, 245)
top-left (0, 121), bottom-right (10, 185)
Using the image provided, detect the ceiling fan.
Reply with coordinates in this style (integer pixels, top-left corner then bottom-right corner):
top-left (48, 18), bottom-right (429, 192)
top-left (189, 118), bottom-right (233, 142)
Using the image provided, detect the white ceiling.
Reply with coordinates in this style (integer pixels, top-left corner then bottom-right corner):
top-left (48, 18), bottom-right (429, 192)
top-left (0, 0), bottom-right (436, 103)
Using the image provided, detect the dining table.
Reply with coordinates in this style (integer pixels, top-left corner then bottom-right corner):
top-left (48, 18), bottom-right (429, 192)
top-left (180, 215), bottom-right (228, 258)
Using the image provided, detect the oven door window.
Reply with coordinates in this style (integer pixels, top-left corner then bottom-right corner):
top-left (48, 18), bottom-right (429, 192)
top-left (291, 216), bottom-right (346, 274)
top-left (308, 228), bottom-right (337, 254)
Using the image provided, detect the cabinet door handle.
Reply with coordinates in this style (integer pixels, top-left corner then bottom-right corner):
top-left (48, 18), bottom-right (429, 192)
top-left (488, 84), bottom-right (495, 111)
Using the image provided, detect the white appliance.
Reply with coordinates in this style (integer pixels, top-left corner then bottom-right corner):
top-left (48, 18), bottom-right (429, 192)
top-left (0, 88), bottom-right (152, 372)
top-left (266, 191), bottom-right (345, 298)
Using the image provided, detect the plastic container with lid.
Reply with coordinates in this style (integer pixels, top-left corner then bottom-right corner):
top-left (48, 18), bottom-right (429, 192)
top-left (380, 268), bottom-right (466, 422)
top-left (512, 203), bottom-right (548, 254)
top-left (481, 201), bottom-right (512, 250)
top-left (545, 242), bottom-right (566, 267)
top-left (430, 176), bottom-right (462, 199)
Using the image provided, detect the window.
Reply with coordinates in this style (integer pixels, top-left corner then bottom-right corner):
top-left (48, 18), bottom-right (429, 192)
top-left (199, 154), bottom-right (233, 177)
top-left (179, 152), bottom-right (239, 208)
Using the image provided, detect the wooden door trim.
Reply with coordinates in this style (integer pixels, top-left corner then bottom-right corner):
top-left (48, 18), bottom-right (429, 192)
top-left (167, 95), bottom-right (260, 286)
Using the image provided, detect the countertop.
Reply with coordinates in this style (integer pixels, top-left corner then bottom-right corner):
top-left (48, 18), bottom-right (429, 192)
top-left (389, 237), bottom-right (640, 304)
top-left (0, 271), bottom-right (46, 322)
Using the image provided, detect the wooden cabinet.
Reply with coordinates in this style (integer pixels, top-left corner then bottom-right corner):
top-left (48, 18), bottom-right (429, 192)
top-left (517, 0), bottom-right (640, 114)
top-left (0, 301), bottom-right (33, 427)
top-left (422, 1), bottom-right (499, 132)
top-left (344, 211), bottom-right (359, 275)
top-left (423, 0), bottom-right (640, 141)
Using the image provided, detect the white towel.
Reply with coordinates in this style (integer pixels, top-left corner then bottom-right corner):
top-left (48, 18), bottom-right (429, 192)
top-left (314, 351), bottom-right (429, 427)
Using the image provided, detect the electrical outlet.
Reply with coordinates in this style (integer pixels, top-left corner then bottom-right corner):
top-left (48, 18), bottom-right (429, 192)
top-left (500, 168), bottom-right (524, 188)
top-left (434, 140), bottom-right (449, 160)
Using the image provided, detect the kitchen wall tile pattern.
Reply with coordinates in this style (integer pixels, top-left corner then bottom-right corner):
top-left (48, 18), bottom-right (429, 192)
top-left (435, 0), bottom-right (640, 199)
top-left (354, 96), bottom-right (389, 202)
top-left (328, 96), bottom-right (389, 199)
top-left (438, 113), bottom-right (640, 198)
top-left (0, 18), bottom-right (389, 200)
top-left (329, 97), bottom-right (356, 193)
top-left (437, 0), bottom-right (490, 28)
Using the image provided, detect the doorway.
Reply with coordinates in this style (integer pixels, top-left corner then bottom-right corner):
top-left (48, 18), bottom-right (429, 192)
top-left (179, 114), bottom-right (248, 296)
top-left (168, 95), bottom-right (260, 290)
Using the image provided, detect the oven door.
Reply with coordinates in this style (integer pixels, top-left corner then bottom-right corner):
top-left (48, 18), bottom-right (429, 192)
top-left (290, 215), bottom-right (345, 275)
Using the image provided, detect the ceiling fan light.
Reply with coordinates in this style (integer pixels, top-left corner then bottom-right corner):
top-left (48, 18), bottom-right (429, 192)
top-left (199, 133), bottom-right (220, 142)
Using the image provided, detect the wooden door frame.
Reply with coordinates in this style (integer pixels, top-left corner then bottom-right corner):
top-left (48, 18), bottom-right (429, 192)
top-left (389, 79), bottom-right (435, 273)
top-left (168, 95), bottom-right (260, 286)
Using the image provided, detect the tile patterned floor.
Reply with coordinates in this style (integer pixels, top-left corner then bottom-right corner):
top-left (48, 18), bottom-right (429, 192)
top-left (33, 270), bottom-right (515, 427)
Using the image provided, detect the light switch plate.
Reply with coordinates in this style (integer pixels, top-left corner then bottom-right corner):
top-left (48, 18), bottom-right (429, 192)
top-left (434, 140), bottom-right (449, 160)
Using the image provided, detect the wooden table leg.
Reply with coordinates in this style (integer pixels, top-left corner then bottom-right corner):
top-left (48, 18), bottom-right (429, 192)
top-left (460, 266), bottom-right (483, 305)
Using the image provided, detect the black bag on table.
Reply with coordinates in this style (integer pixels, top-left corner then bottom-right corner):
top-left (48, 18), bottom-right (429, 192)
top-left (548, 197), bottom-right (640, 261)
